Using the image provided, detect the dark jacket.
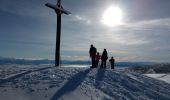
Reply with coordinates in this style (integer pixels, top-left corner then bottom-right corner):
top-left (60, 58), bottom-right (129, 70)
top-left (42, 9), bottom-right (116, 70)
top-left (89, 47), bottom-right (97, 57)
top-left (109, 58), bottom-right (115, 63)
top-left (101, 50), bottom-right (108, 61)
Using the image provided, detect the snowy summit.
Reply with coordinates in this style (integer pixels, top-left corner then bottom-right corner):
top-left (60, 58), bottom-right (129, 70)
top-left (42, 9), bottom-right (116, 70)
top-left (0, 65), bottom-right (170, 100)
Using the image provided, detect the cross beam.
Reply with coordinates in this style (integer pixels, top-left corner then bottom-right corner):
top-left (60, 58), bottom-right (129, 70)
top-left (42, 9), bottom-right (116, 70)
top-left (45, 0), bottom-right (71, 66)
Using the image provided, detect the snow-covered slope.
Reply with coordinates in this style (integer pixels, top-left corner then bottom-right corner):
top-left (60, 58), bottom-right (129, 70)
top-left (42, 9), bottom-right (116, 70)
top-left (145, 74), bottom-right (170, 84)
top-left (0, 65), bottom-right (170, 100)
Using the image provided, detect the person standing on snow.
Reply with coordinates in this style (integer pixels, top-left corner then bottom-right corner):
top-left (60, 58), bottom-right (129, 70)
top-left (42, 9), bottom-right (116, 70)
top-left (100, 49), bottom-right (108, 68)
top-left (95, 52), bottom-right (101, 68)
top-left (89, 44), bottom-right (97, 68)
top-left (109, 56), bottom-right (115, 70)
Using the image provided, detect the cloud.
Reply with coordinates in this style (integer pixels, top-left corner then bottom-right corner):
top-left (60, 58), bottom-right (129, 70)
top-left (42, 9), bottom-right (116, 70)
top-left (0, 0), bottom-right (57, 23)
top-left (116, 55), bottom-right (141, 62)
top-left (61, 56), bottom-right (89, 61)
top-left (98, 18), bottom-right (170, 46)
top-left (0, 0), bottom-right (44, 17)
top-left (0, 0), bottom-right (170, 62)
top-left (111, 50), bottom-right (129, 55)
top-left (124, 18), bottom-right (170, 30)
top-left (115, 55), bottom-right (163, 62)
top-left (67, 15), bottom-right (91, 24)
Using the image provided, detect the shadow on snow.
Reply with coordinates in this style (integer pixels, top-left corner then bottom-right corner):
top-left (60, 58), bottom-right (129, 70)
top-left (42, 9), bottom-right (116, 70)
top-left (95, 68), bottom-right (106, 88)
top-left (50, 68), bottom-right (91, 100)
top-left (0, 66), bottom-right (53, 85)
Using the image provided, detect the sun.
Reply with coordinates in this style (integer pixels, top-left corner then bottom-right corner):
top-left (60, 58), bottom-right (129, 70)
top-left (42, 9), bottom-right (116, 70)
top-left (102, 6), bottom-right (123, 27)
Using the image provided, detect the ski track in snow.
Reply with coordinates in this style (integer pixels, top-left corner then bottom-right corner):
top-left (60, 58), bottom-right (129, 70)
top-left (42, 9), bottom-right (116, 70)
top-left (0, 65), bottom-right (170, 100)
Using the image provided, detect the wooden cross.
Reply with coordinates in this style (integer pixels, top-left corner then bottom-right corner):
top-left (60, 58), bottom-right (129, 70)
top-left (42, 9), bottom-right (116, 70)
top-left (45, 0), bottom-right (71, 66)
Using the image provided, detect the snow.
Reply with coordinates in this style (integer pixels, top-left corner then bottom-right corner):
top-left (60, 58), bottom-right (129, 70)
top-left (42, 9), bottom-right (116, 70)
top-left (0, 65), bottom-right (170, 100)
top-left (145, 74), bottom-right (170, 84)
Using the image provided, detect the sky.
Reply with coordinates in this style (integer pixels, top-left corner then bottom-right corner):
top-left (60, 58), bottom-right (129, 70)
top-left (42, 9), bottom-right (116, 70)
top-left (0, 0), bottom-right (170, 62)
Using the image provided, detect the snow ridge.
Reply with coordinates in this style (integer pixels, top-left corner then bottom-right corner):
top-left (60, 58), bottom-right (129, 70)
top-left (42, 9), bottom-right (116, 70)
top-left (0, 66), bottom-right (170, 100)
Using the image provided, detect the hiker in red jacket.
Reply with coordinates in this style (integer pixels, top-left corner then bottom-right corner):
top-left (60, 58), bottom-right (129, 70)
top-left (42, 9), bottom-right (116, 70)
top-left (95, 52), bottom-right (101, 67)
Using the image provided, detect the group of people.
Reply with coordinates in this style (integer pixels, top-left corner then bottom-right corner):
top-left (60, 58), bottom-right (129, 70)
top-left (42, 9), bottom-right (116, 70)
top-left (89, 44), bottom-right (115, 69)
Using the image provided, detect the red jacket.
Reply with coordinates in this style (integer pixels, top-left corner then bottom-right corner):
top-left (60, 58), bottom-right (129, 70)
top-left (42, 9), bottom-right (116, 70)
top-left (96, 54), bottom-right (100, 61)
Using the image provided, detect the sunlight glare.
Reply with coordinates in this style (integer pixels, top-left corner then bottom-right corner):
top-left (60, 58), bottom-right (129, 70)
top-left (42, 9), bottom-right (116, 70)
top-left (102, 6), bottom-right (123, 27)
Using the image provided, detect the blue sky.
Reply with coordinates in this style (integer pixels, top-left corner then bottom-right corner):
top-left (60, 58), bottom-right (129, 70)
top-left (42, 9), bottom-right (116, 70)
top-left (0, 0), bottom-right (170, 62)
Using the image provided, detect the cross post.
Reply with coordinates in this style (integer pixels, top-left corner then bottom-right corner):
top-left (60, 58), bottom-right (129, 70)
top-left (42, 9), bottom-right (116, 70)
top-left (45, 0), bottom-right (71, 66)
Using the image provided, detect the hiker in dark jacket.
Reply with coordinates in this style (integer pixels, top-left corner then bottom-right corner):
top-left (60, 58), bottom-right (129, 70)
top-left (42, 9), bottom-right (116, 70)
top-left (89, 44), bottom-right (97, 68)
top-left (109, 57), bottom-right (115, 70)
top-left (100, 49), bottom-right (108, 68)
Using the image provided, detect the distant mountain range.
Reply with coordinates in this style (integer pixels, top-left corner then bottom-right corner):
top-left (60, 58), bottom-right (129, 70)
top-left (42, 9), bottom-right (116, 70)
top-left (0, 56), bottom-right (156, 67)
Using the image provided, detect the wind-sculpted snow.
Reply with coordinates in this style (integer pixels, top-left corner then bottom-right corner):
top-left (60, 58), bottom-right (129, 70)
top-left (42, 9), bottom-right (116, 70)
top-left (0, 65), bottom-right (170, 100)
top-left (146, 74), bottom-right (170, 84)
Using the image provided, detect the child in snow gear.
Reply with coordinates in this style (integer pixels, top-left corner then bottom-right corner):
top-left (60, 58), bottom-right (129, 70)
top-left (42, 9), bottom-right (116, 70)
top-left (95, 52), bottom-right (101, 68)
top-left (109, 57), bottom-right (115, 70)
top-left (89, 44), bottom-right (97, 68)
